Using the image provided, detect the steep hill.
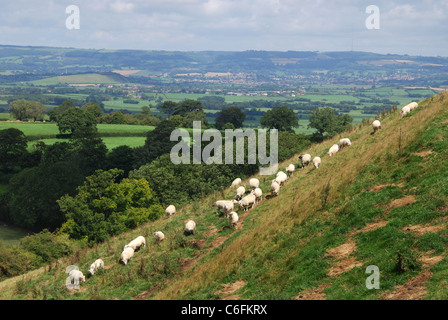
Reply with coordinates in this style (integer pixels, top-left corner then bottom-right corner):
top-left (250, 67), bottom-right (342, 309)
top-left (0, 92), bottom-right (447, 300)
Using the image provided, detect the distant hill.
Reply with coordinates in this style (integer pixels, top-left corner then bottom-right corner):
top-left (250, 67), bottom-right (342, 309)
top-left (1, 91), bottom-right (446, 300)
top-left (1, 45), bottom-right (448, 86)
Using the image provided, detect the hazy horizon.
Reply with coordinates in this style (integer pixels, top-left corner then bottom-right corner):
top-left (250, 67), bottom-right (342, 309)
top-left (0, 0), bottom-right (447, 57)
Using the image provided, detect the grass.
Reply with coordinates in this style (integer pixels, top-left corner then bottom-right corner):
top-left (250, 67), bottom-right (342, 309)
top-left (0, 92), bottom-right (446, 300)
top-left (0, 224), bottom-right (30, 246)
top-left (29, 136), bottom-right (147, 150)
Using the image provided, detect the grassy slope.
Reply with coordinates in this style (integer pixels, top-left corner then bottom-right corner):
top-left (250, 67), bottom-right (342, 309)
top-left (0, 92), bottom-right (446, 300)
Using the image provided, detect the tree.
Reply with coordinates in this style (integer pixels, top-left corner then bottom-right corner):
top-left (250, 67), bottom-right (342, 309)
top-left (0, 128), bottom-right (27, 172)
top-left (260, 106), bottom-right (299, 132)
top-left (57, 107), bottom-right (97, 135)
top-left (308, 107), bottom-right (353, 141)
top-left (58, 169), bottom-right (164, 244)
top-left (9, 99), bottom-right (46, 121)
top-left (48, 100), bottom-right (74, 122)
top-left (70, 128), bottom-right (107, 177)
top-left (174, 99), bottom-right (204, 117)
top-left (214, 106), bottom-right (246, 130)
top-left (159, 101), bottom-right (178, 118)
top-left (8, 161), bottom-right (84, 231)
top-left (81, 102), bottom-right (104, 120)
top-left (144, 120), bottom-right (178, 163)
top-left (105, 145), bottom-right (135, 176)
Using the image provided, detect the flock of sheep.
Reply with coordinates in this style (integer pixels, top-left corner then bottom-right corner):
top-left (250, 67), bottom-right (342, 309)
top-left (67, 101), bottom-right (418, 289)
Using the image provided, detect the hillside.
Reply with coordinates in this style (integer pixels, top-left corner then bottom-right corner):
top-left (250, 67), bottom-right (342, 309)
top-left (0, 91), bottom-right (447, 300)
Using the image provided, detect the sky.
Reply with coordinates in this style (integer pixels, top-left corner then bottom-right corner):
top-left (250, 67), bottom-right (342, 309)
top-left (0, 0), bottom-right (447, 56)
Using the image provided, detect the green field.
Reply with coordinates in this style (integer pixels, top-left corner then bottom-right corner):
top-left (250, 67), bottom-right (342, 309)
top-left (29, 136), bottom-right (147, 150)
top-left (0, 224), bottom-right (30, 246)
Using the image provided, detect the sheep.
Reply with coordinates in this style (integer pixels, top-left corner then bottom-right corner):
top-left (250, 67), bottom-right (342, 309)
top-left (286, 164), bottom-right (295, 177)
top-left (69, 269), bottom-right (86, 286)
top-left (339, 138), bottom-right (351, 149)
top-left (228, 211), bottom-right (239, 228)
top-left (276, 171), bottom-right (285, 177)
top-left (127, 236), bottom-right (146, 251)
top-left (407, 101), bottom-right (418, 111)
top-left (231, 178), bottom-right (242, 187)
top-left (270, 181), bottom-right (280, 196)
top-left (153, 231), bottom-right (165, 244)
top-left (328, 144), bottom-right (339, 157)
top-left (165, 205), bottom-right (176, 217)
top-left (185, 220), bottom-right (196, 235)
top-left (121, 246), bottom-right (135, 265)
top-left (372, 120), bottom-right (382, 134)
top-left (400, 105), bottom-right (410, 118)
top-left (238, 193), bottom-right (256, 211)
top-left (313, 156), bottom-right (322, 169)
top-left (251, 187), bottom-right (263, 204)
top-left (89, 259), bottom-right (104, 276)
top-left (249, 178), bottom-right (260, 190)
top-left (274, 172), bottom-right (287, 186)
top-left (299, 154), bottom-right (312, 168)
top-left (215, 200), bottom-right (237, 216)
top-left (234, 186), bottom-right (246, 201)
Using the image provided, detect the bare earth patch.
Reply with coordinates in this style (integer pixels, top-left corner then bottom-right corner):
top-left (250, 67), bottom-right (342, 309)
top-left (294, 284), bottom-right (330, 300)
top-left (348, 220), bottom-right (389, 235)
top-left (368, 183), bottom-right (404, 192)
top-left (389, 195), bottom-right (416, 208)
top-left (414, 150), bottom-right (433, 157)
top-left (326, 240), bottom-right (362, 277)
top-left (215, 280), bottom-right (247, 300)
top-left (402, 224), bottom-right (446, 235)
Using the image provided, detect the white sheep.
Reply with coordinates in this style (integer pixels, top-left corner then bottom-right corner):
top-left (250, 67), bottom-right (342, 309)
top-left (127, 236), bottom-right (146, 251)
top-left (249, 178), bottom-right (260, 190)
top-left (407, 101), bottom-right (418, 111)
top-left (251, 187), bottom-right (263, 204)
top-left (328, 144), bottom-right (339, 157)
top-left (400, 105), bottom-right (410, 117)
top-left (372, 120), bottom-right (382, 134)
top-left (299, 154), bottom-right (312, 168)
top-left (339, 138), bottom-right (351, 149)
top-left (286, 164), bottom-right (295, 177)
top-left (238, 193), bottom-right (256, 211)
top-left (235, 186), bottom-right (246, 201)
top-left (276, 171), bottom-right (285, 177)
top-left (313, 156), bottom-right (322, 169)
top-left (215, 200), bottom-right (237, 216)
top-left (69, 269), bottom-right (86, 285)
top-left (153, 231), bottom-right (165, 244)
top-left (271, 181), bottom-right (280, 196)
top-left (231, 178), bottom-right (242, 187)
top-left (228, 211), bottom-right (239, 228)
top-left (165, 205), bottom-right (176, 217)
top-left (274, 172), bottom-right (287, 186)
top-left (185, 220), bottom-right (196, 235)
top-left (121, 246), bottom-right (135, 265)
top-left (89, 259), bottom-right (104, 276)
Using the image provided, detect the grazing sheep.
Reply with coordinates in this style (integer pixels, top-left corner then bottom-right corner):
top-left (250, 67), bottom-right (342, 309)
top-left (274, 172), bottom-right (287, 186)
top-left (286, 164), bottom-right (295, 177)
top-left (215, 200), bottom-right (237, 216)
top-left (313, 156), bottom-right (322, 169)
top-left (238, 194), bottom-right (256, 211)
top-left (231, 178), bottom-right (242, 187)
top-left (121, 246), bottom-right (135, 265)
top-left (276, 171), bottom-right (285, 177)
top-left (249, 178), bottom-right (260, 190)
top-left (235, 186), bottom-right (246, 201)
top-left (69, 269), bottom-right (86, 285)
top-left (400, 105), bottom-right (410, 117)
top-left (228, 211), bottom-right (239, 228)
top-left (299, 154), bottom-right (312, 168)
top-left (328, 144), bottom-right (339, 157)
top-left (339, 138), bottom-right (351, 149)
top-left (372, 120), bottom-right (382, 134)
top-left (407, 101), bottom-right (418, 111)
top-left (89, 259), bottom-right (104, 276)
top-left (251, 187), bottom-right (263, 204)
top-left (165, 205), bottom-right (176, 217)
top-left (185, 220), bottom-right (196, 235)
top-left (271, 181), bottom-right (280, 196)
top-left (153, 231), bottom-right (165, 244)
top-left (127, 236), bottom-right (146, 251)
